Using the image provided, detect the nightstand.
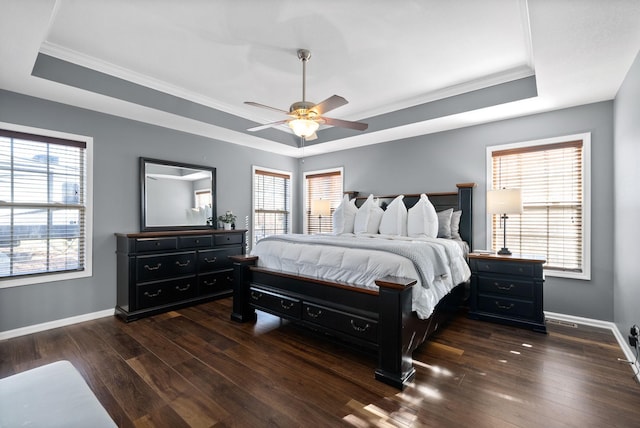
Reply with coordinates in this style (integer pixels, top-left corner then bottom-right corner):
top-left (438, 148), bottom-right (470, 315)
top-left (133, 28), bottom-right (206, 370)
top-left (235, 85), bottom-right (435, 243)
top-left (468, 253), bottom-right (547, 333)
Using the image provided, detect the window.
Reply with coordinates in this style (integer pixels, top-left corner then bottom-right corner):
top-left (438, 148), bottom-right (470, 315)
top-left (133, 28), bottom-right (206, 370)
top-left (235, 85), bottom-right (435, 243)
top-left (252, 166), bottom-right (292, 247)
top-left (304, 168), bottom-right (343, 234)
top-left (487, 133), bottom-right (590, 279)
top-left (0, 124), bottom-right (93, 288)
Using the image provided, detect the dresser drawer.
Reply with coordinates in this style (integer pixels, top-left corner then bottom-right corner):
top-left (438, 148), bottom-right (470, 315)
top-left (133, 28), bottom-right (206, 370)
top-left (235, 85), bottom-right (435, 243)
top-left (136, 252), bottom-right (196, 282)
top-left (302, 303), bottom-right (378, 343)
top-left (198, 248), bottom-right (240, 272)
top-left (135, 237), bottom-right (177, 252)
top-left (136, 277), bottom-right (197, 309)
top-left (214, 233), bottom-right (243, 246)
top-left (473, 260), bottom-right (534, 277)
top-left (477, 295), bottom-right (534, 319)
top-left (178, 235), bottom-right (212, 249)
top-left (199, 270), bottom-right (234, 295)
top-left (477, 276), bottom-right (534, 299)
top-left (249, 287), bottom-right (301, 319)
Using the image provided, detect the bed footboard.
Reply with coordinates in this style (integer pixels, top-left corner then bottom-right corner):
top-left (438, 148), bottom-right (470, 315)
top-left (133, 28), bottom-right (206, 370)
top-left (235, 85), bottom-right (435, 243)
top-left (231, 255), bottom-right (427, 389)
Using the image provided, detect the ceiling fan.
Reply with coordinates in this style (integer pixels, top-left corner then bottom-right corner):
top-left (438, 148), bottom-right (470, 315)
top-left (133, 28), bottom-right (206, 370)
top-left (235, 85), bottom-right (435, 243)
top-left (244, 49), bottom-right (368, 141)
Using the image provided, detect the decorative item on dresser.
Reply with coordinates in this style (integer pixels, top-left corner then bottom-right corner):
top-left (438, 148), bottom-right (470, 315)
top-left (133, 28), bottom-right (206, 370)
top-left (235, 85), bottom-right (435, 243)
top-left (231, 183), bottom-right (475, 389)
top-left (115, 229), bottom-right (246, 322)
top-left (468, 253), bottom-right (547, 333)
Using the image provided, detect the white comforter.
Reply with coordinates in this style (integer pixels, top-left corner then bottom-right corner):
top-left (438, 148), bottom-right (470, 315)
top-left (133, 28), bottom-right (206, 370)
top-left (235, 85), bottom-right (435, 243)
top-left (251, 233), bottom-right (471, 319)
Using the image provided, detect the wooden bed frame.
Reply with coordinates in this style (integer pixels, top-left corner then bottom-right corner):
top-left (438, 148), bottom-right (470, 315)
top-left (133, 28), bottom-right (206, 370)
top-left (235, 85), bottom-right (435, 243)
top-left (230, 183), bottom-right (474, 389)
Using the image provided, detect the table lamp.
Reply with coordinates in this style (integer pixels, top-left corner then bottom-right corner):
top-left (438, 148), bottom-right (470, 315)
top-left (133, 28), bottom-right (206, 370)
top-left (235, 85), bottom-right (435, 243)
top-left (487, 188), bottom-right (522, 255)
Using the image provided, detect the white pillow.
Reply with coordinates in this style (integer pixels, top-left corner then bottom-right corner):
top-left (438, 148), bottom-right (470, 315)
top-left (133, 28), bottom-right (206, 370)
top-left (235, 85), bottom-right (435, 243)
top-left (354, 194), bottom-right (384, 234)
top-left (332, 195), bottom-right (358, 234)
top-left (407, 194), bottom-right (438, 238)
top-left (379, 195), bottom-right (407, 236)
top-left (451, 210), bottom-right (462, 240)
top-left (437, 208), bottom-right (454, 238)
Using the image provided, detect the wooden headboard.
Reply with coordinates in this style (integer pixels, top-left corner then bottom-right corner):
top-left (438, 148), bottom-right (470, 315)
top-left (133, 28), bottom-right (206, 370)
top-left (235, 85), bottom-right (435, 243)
top-left (353, 183), bottom-right (475, 250)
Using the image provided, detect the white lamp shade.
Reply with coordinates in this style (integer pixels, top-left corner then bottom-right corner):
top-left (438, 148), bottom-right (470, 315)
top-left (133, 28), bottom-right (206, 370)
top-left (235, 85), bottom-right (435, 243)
top-left (487, 188), bottom-right (523, 214)
top-left (311, 199), bottom-right (331, 217)
top-left (289, 119), bottom-right (319, 138)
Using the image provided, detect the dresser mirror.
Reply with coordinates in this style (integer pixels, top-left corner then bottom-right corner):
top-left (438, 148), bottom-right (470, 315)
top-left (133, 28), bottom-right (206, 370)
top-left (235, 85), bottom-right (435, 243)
top-left (140, 157), bottom-right (216, 231)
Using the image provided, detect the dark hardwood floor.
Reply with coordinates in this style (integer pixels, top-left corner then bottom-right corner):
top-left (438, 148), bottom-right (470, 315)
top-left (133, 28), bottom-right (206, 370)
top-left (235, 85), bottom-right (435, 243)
top-left (1, 298), bottom-right (638, 427)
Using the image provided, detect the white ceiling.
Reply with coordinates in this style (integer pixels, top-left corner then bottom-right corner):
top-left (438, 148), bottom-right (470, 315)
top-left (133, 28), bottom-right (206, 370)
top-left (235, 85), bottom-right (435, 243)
top-left (1, 0), bottom-right (639, 157)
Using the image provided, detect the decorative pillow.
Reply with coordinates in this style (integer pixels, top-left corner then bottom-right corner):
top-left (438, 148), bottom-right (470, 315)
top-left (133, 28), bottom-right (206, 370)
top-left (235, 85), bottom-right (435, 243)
top-left (332, 194), bottom-right (358, 234)
top-left (368, 204), bottom-right (384, 234)
top-left (379, 195), bottom-right (407, 236)
top-left (450, 210), bottom-right (462, 240)
top-left (354, 194), bottom-right (373, 234)
top-left (407, 194), bottom-right (438, 238)
top-left (437, 208), bottom-right (454, 238)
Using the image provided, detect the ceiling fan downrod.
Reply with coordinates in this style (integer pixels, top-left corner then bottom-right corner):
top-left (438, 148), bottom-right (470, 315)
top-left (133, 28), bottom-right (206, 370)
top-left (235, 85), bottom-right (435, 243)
top-left (298, 49), bottom-right (311, 103)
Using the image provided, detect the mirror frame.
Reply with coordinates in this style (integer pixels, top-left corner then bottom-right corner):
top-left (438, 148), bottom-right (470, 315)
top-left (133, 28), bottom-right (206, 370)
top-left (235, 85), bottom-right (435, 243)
top-left (140, 157), bottom-right (217, 231)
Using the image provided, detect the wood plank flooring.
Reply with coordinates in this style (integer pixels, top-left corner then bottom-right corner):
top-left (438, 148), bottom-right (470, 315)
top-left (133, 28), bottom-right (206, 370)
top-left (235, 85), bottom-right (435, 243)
top-left (1, 298), bottom-right (638, 427)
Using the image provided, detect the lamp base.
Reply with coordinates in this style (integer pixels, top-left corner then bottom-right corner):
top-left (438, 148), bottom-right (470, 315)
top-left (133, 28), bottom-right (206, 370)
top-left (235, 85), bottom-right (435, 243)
top-left (497, 247), bottom-right (512, 256)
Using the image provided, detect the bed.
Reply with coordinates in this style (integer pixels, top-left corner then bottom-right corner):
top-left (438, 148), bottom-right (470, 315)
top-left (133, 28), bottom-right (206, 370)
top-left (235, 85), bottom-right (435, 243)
top-left (230, 183), bottom-right (474, 389)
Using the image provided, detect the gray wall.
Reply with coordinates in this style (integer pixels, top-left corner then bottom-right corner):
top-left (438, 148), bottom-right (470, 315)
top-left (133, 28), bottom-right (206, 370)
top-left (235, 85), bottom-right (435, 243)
top-left (0, 88), bottom-right (618, 331)
top-left (300, 101), bottom-right (615, 321)
top-left (0, 90), bottom-right (296, 332)
top-left (613, 50), bottom-right (640, 334)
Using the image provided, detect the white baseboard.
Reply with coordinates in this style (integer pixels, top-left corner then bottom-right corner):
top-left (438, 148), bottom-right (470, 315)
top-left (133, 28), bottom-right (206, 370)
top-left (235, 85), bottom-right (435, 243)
top-left (545, 311), bottom-right (640, 382)
top-left (0, 309), bottom-right (115, 341)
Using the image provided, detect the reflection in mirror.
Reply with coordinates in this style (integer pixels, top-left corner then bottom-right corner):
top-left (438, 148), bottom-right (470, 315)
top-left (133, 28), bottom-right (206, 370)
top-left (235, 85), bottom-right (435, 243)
top-left (141, 158), bottom-right (216, 231)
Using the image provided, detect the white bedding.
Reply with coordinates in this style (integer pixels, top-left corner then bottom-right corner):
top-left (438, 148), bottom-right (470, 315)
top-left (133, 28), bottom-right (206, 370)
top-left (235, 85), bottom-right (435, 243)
top-left (251, 233), bottom-right (470, 319)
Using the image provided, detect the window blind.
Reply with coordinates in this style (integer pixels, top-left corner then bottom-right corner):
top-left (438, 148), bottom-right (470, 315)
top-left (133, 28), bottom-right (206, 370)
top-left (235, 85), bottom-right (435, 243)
top-left (253, 168), bottom-right (291, 245)
top-left (491, 140), bottom-right (584, 272)
top-left (304, 169), bottom-right (342, 234)
top-left (0, 129), bottom-right (87, 280)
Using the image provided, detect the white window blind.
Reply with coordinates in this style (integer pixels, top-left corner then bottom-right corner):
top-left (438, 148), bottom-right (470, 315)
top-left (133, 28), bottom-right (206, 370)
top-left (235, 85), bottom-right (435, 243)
top-left (0, 129), bottom-right (87, 281)
top-left (304, 169), bottom-right (343, 234)
top-left (491, 140), bottom-right (585, 274)
top-left (253, 167), bottom-right (291, 245)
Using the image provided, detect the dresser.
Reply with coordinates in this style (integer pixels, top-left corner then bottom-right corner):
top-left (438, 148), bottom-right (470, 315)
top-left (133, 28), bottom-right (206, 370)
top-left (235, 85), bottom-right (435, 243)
top-left (115, 229), bottom-right (245, 321)
top-left (468, 253), bottom-right (546, 333)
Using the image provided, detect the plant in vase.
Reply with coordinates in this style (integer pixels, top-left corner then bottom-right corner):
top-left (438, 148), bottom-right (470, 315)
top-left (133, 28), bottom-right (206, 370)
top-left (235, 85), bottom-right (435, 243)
top-left (218, 211), bottom-right (237, 230)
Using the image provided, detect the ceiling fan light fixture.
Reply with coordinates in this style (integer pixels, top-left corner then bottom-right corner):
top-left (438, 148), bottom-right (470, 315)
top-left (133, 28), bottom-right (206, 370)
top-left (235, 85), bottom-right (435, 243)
top-left (289, 118), bottom-right (319, 138)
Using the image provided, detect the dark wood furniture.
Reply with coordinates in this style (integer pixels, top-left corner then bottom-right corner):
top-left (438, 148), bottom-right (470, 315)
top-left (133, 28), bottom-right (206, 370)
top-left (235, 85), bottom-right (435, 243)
top-left (231, 183), bottom-right (474, 389)
top-left (468, 253), bottom-right (546, 333)
top-left (115, 229), bottom-right (245, 322)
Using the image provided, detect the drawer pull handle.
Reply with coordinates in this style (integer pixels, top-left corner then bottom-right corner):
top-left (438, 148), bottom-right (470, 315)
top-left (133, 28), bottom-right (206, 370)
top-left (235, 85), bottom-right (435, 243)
top-left (306, 307), bottom-right (322, 318)
top-left (175, 260), bottom-right (191, 267)
top-left (250, 291), bottom-right (262, 300)
top-left (204, 279), bottom-right (217, 286)
top-left (175, 283), bottom-right (191, 292)
top-left (280, 300), bottom-right (294, 310)
top-left (144, 289), bottom-right (162, 298)
top-left (204, 257), bottom-right (217, 263)
top-left (195, 239), bottom-right (200, 244)
top-left (495, 301), bottom-right (514, 310)
top-left (494, 282), bottom-right (514, 291)
top-left (144, 263), bottom-right (162, 271)
top-left (350, 320), bottom-right (370, 332)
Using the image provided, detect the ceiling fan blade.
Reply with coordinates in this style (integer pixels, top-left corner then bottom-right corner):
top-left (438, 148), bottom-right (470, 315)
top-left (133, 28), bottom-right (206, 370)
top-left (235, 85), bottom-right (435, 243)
top-left (247, 119), bottom-right (289, 132)
top-left (311, 95), bottom-right (348, 115)
top-left (322, 117), bottom-right (368, 131)
top-left (244, 101), bottom-right (289, 115)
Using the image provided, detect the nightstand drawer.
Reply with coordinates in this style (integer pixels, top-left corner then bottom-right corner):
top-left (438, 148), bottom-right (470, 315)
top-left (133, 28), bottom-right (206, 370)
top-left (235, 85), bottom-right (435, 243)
top-left (477, 276), bottom-right (534, 299)
top-left (477, 296), bottom-right (534, 319)
top-left (474, 260), bottom-right (534, 277)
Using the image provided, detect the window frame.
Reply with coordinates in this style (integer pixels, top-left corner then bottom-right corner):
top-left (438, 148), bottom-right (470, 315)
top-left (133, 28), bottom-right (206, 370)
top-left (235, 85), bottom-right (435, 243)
top-left (0, 122), bottom-right (93, 289)
top-left (303, 167), bottom-right (344, 234)
top-left (486, 133), bottom-right (591, 280)
top-left (251, 165), bottom-right (293, 250)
